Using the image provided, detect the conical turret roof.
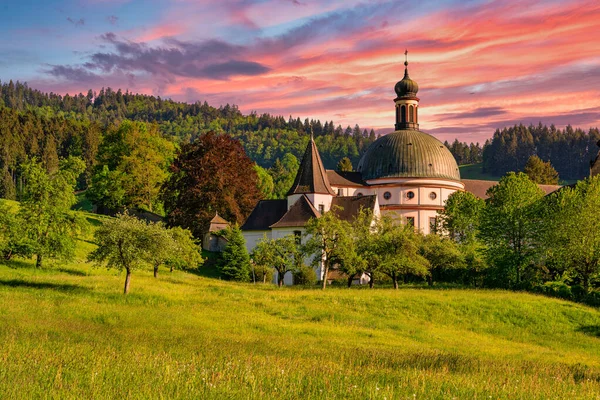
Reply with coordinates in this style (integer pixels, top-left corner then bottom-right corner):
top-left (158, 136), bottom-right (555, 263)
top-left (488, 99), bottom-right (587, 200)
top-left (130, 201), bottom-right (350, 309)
top-left (287, 136), bottom-right (335, 196)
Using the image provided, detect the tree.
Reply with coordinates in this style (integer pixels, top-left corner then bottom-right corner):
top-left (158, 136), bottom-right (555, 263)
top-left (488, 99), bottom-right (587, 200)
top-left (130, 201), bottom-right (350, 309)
top-left (543, 176), bottom-right (600, 292)
top-left (88, 213), bottom-right (151, 294)
top-left (254, 164), bottom-right (275, 200)
top-left (336, 157), bottom-right (353, 172)
top-left (86, 165), bottom-right (127, 210)
top-left (0, 202), bottom-right (34, 261)
top-left (437, 191), bottom-right (484, 243)
top-left (219, 225), bottom-right (251, 281)
top-left (420, 234), bottom-right (464, 286)
top-left (166, 226), bottom-right (204, 273)
top-left (251, 235), bottom-right (301, 286)
top-left (92, 120), bottom-right (175, 212)
top-left (19, 157), bottom-right (87, 268)
top-left (303, 208), bottom-right (351, 289)
top-left (524, 155), bottom-right (559, 184)
top-left (161, 131), bottom-right (261, 238)
top-left (269, 154), bottom-right (299, 199)
top-left (479, 172), bottom-right (544, 288)
top-left (145, 222), bottom-right (175, 278)
top-left (377, 219), bottom-right (429, 289)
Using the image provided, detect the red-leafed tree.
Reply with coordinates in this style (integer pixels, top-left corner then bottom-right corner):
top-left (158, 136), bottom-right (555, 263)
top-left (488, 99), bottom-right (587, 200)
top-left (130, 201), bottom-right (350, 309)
top-left (161, 131), bottom-right (261, 238)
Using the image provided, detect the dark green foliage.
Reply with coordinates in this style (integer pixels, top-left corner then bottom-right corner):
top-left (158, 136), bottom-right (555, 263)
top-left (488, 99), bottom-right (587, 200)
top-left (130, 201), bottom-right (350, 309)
top-left (219, 225), bottom-right (251, 282)
top-left (293, 265), bottom-right (317, 286)
top-left (0, 82), bottom-right (377, 192)
top-left (482, 123), bottom-right (600, 180)
top-left (542, 176), bottom-right (600, 292)
top-left (444, 139), bottom-right (484, 165)
top-left (479, 172), bottom-right (544, 288)
top-left (420, 234), bottom-right (465, 286)
top-left (524, 155), bottom-right (559, 184)
top-left (268, 154), bottom-right (299, 199)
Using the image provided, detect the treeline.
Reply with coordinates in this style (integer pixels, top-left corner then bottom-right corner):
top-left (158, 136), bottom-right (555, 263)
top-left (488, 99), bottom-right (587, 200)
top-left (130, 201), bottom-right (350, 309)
top-left (0, 80), bottom-right (376, 173)
top-left (482, 124), bottom-right (600, 180)
top-left (444, 139), bottom-right (484, 165)
top-left (0, 107), bottom-right (100, 198)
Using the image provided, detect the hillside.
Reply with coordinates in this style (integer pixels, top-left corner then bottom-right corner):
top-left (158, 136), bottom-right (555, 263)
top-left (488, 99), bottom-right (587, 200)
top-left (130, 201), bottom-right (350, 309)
top-left (0, 211), bottom-right (599, 399)
top-left (459, 163), bottom-right (502, 181)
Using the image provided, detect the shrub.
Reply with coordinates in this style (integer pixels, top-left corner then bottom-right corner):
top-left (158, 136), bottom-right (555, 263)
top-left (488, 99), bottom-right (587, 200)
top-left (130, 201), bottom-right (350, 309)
top-left (252, 264), bottom-right (273, 284)
top-left (293, 265), bottom-right (316, 286)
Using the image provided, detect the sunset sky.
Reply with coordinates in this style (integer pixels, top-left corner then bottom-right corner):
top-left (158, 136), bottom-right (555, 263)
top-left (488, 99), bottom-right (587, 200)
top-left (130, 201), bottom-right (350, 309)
top-left (1, 0), bottom-right (599, 143)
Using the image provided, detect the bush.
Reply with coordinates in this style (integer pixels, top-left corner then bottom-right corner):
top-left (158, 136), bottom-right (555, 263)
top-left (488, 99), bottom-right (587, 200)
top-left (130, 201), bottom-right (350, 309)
top-left (252, 265), bottom-right (273, 284)
top-left (538, 281), bottom-right (573, 300)
top-left (293, 265), bottom-right (317, 286)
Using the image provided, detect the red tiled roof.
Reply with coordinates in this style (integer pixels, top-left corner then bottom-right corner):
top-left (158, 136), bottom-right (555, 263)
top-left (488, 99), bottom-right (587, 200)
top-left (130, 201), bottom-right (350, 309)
top-left (331, 195), bottom-right (377, 222)
top-left (270, 195), bottom-right (321, 228)
top-left (326, 170), bottom-right (368, 187)
top-left (462, 179), bottom-right (562, 199)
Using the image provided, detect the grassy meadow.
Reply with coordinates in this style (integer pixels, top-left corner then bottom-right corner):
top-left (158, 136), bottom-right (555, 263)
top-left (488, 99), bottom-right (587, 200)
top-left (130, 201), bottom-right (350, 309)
top-left (0, 209), bottom-right (600, 398)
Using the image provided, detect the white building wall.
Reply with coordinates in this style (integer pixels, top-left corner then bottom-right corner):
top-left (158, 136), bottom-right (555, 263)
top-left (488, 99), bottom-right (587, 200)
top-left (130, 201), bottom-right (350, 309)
top-left (243, 231), bottom-right (271, 253)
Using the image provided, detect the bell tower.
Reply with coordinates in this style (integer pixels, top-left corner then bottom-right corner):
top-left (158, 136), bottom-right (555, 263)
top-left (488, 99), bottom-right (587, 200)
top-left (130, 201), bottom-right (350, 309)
top-left (394, 50), bottom-right (420, 131)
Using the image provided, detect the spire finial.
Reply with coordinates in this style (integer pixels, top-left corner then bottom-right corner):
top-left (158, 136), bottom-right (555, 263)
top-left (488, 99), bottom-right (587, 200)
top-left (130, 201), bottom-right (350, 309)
top-left (404, 49), bottom-right (408, 67)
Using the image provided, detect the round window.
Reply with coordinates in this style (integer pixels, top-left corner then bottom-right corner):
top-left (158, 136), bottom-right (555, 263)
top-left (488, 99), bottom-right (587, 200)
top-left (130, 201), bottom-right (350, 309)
top-left (383, 191), bottom-right (391, 200)
top-left (406, 191), bottom-right (415, 199)
top-left (356, 192), bottom-right (363, 197)
top-left (429, 192), bottom-right (437, 200)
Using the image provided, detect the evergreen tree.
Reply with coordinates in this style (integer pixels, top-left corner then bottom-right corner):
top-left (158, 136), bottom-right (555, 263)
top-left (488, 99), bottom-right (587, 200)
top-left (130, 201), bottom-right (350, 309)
top-left (219, 225), bottom-right (251, 281)
top-left (336, 157), bottom-right (353, 172)
top-left (524, 155), bottom-right (559, 184)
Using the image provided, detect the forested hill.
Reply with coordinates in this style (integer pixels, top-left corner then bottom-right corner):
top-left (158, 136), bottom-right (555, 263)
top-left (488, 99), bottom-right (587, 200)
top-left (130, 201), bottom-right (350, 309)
top-left (483, 124), bottom-right (600, 180)
top-left (0, 80), bottom-right (376, 171)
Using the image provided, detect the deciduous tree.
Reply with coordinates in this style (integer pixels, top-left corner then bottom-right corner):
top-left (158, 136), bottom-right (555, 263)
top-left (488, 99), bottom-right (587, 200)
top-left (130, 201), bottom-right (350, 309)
top-left (303, 209), bottom-right (351, 290)
top-left (88, 213), bottom-right (150, 294)
top-left (19, 157), bottom-right (87, 268)
top-left (543, 176), bottom-right (600, 292)
top-left (479, 172), bottom-right (544, 288)
top-left (251, 235), bottom-right (301, 286)
top-left (161, 131), bottom-right (260, 238)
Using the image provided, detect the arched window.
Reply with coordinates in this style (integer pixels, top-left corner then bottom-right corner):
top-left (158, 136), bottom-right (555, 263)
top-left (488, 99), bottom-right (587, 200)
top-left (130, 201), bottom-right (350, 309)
top-left (409, 105), bottom-right (414, 122)
top-left (396, 105), bottom-right (399, 123)
top-left (401, 105), bottom-right (406, 123)
top-left (415, 106), bottom-right (418, 123)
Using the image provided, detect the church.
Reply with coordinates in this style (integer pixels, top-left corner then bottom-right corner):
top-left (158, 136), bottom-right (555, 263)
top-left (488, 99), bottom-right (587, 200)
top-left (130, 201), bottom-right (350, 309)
top-left (241, 60), bottom-right (561, 284)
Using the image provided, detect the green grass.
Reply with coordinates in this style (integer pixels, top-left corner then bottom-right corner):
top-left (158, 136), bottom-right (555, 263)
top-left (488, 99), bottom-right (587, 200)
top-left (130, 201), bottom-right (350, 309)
top-left (1, 212), bottom-right (600, 398)
top-left (459, 163), bottom-right (502, 181)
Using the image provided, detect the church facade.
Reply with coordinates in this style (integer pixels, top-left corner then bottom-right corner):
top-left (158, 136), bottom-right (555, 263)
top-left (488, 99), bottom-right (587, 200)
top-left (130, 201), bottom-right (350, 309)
top-left (241, 61), bottom-right (561, 284)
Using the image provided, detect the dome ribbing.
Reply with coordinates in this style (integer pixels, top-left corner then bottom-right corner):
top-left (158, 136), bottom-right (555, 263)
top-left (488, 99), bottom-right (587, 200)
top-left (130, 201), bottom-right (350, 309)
top-left (357, 130), bottom-right (461, 181)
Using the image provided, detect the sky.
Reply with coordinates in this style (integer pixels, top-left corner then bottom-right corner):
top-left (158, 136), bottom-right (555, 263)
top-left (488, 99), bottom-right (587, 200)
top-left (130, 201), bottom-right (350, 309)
top-left (1, 0), bottom-right (599, 144)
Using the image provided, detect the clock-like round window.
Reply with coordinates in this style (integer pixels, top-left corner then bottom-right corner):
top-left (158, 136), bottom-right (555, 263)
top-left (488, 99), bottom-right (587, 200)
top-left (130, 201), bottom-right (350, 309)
top-left (429, 192), bottom-right (437, 200)
top-left (383, 191), bottom-right (391, 200)
top-left (356, 192), bottom-right (363, 197)
top-left (406, 191), bottom-right (415, 199)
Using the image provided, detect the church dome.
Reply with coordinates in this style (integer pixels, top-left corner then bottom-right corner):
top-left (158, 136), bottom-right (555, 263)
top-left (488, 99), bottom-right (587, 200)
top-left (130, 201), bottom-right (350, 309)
top-left (357, 130), bottom-right (461, 181)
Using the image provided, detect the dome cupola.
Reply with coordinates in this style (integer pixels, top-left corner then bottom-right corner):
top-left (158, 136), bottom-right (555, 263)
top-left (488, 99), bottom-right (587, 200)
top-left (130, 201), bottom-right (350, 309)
top-left (394, 64), bottom-right (419, 98)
